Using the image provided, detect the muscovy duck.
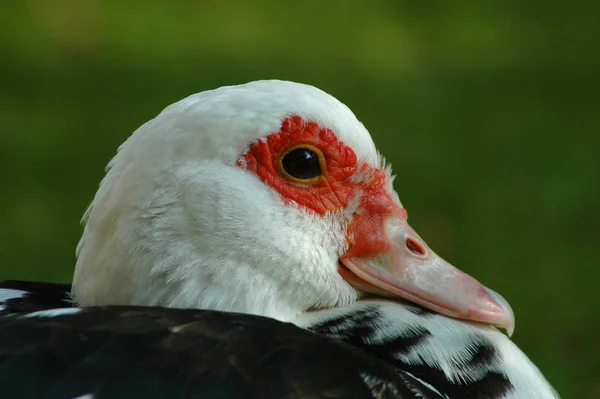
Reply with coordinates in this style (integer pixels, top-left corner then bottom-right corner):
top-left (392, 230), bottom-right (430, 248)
top-left (0, 80), bottom-right (559, 398)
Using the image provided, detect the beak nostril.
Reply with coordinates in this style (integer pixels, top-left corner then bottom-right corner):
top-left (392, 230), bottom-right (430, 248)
top-left (406, 238), bottom-right (425, 256)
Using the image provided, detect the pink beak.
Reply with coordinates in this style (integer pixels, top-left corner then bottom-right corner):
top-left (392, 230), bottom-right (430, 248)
top-left (340, 200), bottom-right (515, 336)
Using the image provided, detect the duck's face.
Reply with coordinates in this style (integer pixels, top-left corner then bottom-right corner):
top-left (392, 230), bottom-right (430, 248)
top-left (73, 80), bottom-right (513, 334)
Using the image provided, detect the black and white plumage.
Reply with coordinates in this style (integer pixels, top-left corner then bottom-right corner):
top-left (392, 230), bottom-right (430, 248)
top-left (0, 81), bottom-right (559, 398)
top-left (0, 281), bottom-right (557, 398)
top-left (0, 297), bottom-right (427, 399)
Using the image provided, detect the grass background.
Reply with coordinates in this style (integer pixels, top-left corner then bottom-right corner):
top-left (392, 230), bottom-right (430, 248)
top-left (1, 2), bottom-right (598, 397)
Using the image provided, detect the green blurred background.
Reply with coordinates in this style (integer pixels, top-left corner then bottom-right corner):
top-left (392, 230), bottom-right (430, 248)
top-left (1, 1), bottom-right (598, 397)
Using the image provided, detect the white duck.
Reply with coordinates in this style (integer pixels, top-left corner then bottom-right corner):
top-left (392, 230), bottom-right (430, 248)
top-left (0, 80), bottom-right (558, 399)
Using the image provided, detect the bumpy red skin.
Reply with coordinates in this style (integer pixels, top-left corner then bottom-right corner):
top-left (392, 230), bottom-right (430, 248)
top-left (237, 116), bottom-right (408, 259)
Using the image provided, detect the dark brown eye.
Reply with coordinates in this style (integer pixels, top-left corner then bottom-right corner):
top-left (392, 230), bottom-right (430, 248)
top-left (278, 145), bottom-right (325, 184)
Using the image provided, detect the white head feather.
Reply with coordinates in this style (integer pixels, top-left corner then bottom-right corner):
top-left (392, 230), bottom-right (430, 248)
top-left (73, 80), bottom-right (388, 321)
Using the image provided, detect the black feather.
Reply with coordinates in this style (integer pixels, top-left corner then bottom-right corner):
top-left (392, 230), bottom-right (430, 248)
top-left (0, 303), bottom-right (446, 399)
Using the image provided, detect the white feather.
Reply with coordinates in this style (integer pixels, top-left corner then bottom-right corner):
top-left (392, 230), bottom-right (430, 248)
top-left (25, 308), bottom-right (81, 318)
top-left (0, 289), bottom-right (27, 311)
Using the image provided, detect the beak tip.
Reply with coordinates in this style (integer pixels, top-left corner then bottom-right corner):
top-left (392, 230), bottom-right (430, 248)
top-left (485, 287), bottom-right (515, 337)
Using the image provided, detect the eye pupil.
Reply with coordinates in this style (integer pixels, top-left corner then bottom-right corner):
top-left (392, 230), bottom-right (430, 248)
top-left (281, 148), bottom-right (322, 180)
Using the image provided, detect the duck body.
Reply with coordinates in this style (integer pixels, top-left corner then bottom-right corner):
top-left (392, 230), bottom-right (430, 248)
top-left (0, 281), bottom-right (557, 398)
top-left (0, 303), bottom-right (414, 399)
top-left (0, 80), bottom-right (559, 398)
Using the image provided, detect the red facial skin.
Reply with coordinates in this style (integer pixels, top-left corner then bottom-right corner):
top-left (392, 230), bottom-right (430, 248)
top-left (237, 115), bottom-right (406, 258)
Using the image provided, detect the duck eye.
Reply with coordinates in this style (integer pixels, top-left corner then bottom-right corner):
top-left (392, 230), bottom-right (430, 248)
top-left (279, 145), bottom-right (324, 183)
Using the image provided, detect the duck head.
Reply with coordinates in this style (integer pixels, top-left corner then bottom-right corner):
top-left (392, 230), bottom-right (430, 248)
top-left (72, 80), bottom-right (514, 335)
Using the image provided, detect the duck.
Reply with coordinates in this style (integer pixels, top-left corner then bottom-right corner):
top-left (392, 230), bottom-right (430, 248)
top-left (0, 80), bottom-right (559, 399)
